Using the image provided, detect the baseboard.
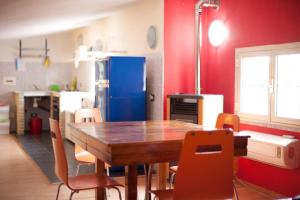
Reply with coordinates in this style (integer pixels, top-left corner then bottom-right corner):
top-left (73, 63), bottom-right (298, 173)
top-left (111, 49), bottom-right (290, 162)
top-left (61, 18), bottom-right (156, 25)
top-left (237, 178), bottom-right (285, 199)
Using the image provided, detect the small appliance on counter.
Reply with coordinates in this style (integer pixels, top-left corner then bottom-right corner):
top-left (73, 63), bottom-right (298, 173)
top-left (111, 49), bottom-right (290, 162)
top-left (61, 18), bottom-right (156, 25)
top-left (49, 84), bottom-right (61, 92)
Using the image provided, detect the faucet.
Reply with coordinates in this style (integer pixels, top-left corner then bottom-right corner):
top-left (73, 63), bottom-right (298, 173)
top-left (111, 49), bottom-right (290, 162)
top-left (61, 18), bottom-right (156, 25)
top-left (33, 84), bottom-right (40, 90)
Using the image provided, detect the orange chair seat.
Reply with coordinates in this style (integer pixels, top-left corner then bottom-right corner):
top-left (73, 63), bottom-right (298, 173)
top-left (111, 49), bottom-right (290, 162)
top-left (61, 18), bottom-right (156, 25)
top-left (68, 174), bottom-right (122, 191)
top-left (151, 189), bottom-right (173, 200)
top-left (75, 146), bottom-right (111, 168)
top-left (75, 150), bottom-right (96, 163)
top-left (169, 166), bottom-right (178, 174)
top-left (75, 151), bottom-right (111, 168)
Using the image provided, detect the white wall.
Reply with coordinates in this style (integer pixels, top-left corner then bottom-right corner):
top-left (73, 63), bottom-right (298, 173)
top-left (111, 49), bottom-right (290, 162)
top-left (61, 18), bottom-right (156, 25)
top-left (72, 0), bottom-right (163, 54)
top-left (74, 61), bottom-right (95, 93)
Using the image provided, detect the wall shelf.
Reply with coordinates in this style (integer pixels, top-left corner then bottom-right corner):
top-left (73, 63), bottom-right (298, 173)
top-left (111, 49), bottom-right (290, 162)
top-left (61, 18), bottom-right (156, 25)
top-left (16, 39), bottom-right (51, 67)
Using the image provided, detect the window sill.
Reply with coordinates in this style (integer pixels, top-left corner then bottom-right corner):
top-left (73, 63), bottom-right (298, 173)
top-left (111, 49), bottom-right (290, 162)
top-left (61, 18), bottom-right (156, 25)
top-left (240, 118), bottom-right (300, 133)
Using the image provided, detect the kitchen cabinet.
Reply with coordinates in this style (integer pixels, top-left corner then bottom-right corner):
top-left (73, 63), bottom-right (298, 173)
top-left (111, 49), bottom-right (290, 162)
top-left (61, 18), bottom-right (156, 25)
top-left (50, 92), bottom-right (91, 139)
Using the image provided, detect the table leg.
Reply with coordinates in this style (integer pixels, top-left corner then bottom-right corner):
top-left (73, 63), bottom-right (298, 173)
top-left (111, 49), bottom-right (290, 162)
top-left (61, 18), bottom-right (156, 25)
top-left (156, 162), bottom-right (169, 190)
top-left (125, 165), bottom-right (138, 200)
top-left (95, 159), bottom-right (105, 200)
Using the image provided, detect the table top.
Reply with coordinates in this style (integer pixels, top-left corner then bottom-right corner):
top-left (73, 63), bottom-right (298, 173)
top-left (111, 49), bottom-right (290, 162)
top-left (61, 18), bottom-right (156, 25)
top-left (69, 120), bottom-right (249, 165)
top-left (69, 120), bottom-right (217, 145)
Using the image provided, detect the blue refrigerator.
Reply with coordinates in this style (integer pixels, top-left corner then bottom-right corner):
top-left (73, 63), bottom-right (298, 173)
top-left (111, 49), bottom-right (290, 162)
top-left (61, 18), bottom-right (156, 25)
top-left (95, 56), bottom-right (146, 122)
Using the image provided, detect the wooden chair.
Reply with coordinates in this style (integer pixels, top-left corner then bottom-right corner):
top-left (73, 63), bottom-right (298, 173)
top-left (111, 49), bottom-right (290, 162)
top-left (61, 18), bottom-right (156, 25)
top-left (150, 129), bottom-right (234, 200)
top-left (215, 113), bottom-right (240, 132)
top-left (49, 118), bottom-right (123, 200)
top-left (168, 113), bottom-right (240, 199)
top-left (169, 113), bottom-right (240, 184)
top-left (215, 113), bottom-right (240, 199)
top-left (74, 108), bottom-right (110, 175)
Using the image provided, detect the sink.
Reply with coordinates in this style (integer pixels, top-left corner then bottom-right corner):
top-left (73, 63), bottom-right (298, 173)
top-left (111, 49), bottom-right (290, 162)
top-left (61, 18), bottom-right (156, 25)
top-left (19, 91), bottom-right (51, 97)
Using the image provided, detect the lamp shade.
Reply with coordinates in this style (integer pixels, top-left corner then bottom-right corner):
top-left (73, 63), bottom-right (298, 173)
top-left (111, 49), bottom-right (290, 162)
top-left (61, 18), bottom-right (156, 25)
top-left (208, 20), bottom-right (228, 47)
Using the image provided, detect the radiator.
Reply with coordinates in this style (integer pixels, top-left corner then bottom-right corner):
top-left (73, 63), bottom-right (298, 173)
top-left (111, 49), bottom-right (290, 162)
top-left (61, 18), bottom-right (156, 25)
top-left (239, 131), bottom-right (300, 169)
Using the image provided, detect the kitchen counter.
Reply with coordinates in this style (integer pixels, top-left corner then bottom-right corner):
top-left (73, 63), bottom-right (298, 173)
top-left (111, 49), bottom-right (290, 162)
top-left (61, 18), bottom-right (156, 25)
top-left (14, 90), bottom-right (51, 97)
top-left (14, 90), bottom-right (91, 97)
top-left (51, 91), bottom-right (91, 97)
top-left (14, 91), bottom-right (92, 135)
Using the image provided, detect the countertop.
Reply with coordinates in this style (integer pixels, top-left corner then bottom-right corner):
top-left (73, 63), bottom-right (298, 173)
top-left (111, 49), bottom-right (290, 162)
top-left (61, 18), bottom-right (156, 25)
top-left (14, 91), bottom-right (90, 97)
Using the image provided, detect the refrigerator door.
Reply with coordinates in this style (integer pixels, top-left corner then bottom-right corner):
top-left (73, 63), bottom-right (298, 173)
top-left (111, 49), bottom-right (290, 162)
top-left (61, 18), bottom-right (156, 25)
top-left (95, 59), bottom-right (109, 121)
top-left (107, 56), bottom-right (146, 121)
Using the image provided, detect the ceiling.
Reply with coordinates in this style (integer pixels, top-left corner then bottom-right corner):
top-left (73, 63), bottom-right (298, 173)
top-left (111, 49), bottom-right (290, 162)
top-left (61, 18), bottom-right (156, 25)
top-left (0, 0), bottom-right (137, 40)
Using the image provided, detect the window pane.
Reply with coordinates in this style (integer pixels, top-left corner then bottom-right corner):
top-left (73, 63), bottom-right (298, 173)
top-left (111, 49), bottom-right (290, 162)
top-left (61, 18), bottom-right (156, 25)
top-left (275, 54), bottom-right (300, 119)
top-left (240, 56), bottom-right (270, 115)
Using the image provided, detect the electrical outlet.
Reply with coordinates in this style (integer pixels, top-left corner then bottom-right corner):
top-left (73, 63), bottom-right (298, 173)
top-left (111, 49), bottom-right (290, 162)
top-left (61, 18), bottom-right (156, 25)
top-left (3, 77), bottom-right (16, 86)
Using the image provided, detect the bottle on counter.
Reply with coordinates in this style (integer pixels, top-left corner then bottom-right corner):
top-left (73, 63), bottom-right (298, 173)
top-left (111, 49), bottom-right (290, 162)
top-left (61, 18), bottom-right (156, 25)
top-left (70, 76), bottom-right (77, 91)
top-left (64, 84), bottom-right (70, 91)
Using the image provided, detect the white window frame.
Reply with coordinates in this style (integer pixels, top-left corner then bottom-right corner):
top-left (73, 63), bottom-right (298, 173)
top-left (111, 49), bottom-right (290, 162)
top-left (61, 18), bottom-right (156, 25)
top-left (235, 42), bottom-right (300, 132)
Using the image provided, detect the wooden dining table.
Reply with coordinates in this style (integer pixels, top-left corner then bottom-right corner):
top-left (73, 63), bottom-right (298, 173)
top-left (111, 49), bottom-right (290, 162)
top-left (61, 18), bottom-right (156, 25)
top-left (69, 120), bottom-right (249, 200)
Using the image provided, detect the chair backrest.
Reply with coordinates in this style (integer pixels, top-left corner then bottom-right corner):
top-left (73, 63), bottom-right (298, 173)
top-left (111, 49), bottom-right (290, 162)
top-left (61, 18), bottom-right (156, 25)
top-left (74, 108), bottom-right (102, 156)
top-left (174, 130), bottom-right (234, 200)
top-left (49, 118), bottom-right (68, 184)
top-left (215, 113), bottom-right (240, 132)
top-left (74, 108), bottom-right (102, 123)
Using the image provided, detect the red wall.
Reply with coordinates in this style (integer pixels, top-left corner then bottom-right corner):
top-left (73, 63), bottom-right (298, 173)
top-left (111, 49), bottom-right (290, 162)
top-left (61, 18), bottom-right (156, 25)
top-left (164, 0), bottom-right (196, 118)
top-left (164, 0), bottom-right (300, 196)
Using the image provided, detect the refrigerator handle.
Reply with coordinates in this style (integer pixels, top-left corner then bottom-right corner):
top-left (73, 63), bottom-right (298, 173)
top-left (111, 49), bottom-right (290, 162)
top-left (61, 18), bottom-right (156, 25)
top-left (96, 80), bottom-right (109, 88)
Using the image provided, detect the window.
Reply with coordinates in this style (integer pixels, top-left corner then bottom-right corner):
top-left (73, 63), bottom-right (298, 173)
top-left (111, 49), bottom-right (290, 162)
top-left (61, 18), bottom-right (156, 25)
top-left (235, 42), bottom-right (300, 131)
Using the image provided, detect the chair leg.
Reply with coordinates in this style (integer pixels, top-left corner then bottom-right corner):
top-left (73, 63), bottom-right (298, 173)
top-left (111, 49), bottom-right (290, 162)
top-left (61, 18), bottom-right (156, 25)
top-left (56, 183), bottom-right (64, 200)
top-left (104, 190), bottom-right (107, 200)
top-left (105, 188), bottom-right (110, 199)
top-left (147, 164), bottom-right (153, 199)
top-left (111, 186), bottom-right (122, 200)
top-left (144, 164), bottom-right (153, 200)
top-left (233, 181), bottom-right (239, 200)
top-left (69, 191), bottom-right (77, 200)
top-left (75, 164), bottom-right (81, 175)
top-left (106, 167), bottom-right (110, 176)
top-left (105, 167), bottom-right (111, 198)
top-left (144, 164), bottom-right (148, 200)
top-left (169, 172), bottom-right (176, 189)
